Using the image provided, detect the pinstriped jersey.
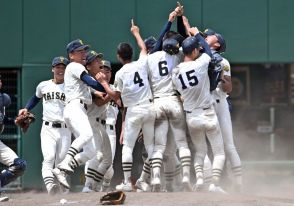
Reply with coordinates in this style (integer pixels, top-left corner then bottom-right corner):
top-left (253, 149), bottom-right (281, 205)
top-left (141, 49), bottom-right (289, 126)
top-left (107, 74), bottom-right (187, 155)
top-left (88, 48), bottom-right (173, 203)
top-left (114, 54), bottom-right (152, 107)
top-left (172, 53), bottom-right (212, 111)
top-left (212, 57), bottom-right (231, 100)
top-left (64, 62), bottom-right (92, 105)
top-left (36, 80), bottom-right (66, 122)
top-left (147, 50), bottom-right (184, 98)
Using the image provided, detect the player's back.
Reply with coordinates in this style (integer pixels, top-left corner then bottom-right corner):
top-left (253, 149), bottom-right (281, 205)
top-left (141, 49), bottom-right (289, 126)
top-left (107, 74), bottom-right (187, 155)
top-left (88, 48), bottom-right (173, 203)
top-left (147, 51), bottom-right (183, 98)
top-left (115, 55), bottom-right (152, 107)
top-left (172, 53), bottom-right (212, 111)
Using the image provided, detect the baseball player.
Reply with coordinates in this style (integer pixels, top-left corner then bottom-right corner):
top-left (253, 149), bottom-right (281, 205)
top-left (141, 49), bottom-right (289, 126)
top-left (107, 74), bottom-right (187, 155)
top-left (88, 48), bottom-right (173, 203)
top-left (147, 26), bottom-right (192, 191)
top-left (203, 29), bottom-right (243, 191)
top-left (99, 60), bottom-right (120, 192)
top-left (0, 76), bottom-right (26, 200)
top-left (18, 57), bottom-right (71, 195)
top-left (96, 20), bottom-right (155, 192)
top-left (82, 52), bottom-right (112, 193)
top-left (52, 39), bottom-right (106, 189)
top-left (171, 28), bottom-right (226, 193)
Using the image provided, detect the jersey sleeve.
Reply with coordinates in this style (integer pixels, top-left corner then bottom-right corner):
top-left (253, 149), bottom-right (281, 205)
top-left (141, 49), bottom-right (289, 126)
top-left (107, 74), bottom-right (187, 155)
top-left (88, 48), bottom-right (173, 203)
top-left (221, 58), bottom-right (231, 77)
top-left (113, 71), bottom-right (123, 93)
top-left (35, 81), bottom-right (45, 98)
top-left (70, 62), bottom-right (87, 79)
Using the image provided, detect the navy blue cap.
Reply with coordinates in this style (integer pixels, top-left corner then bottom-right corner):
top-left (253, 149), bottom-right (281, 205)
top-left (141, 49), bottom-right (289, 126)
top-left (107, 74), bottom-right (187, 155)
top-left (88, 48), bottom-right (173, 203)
top-left (182, 36), bottom-right (200, 54)
top-left (144, 36), bottom-right (157, 51)
top-left (66, 39), bottom-right (90, 54)
top-left (201, 29), bottom-right (226, 53)
top-left (101, 60), bottom-right (111, 70)
top-left (52, 56), bottom-right (69, 67)
top-left (162, 38), bottom-right (180, 55)
top-left (86, 50), bottom-right (103, 65)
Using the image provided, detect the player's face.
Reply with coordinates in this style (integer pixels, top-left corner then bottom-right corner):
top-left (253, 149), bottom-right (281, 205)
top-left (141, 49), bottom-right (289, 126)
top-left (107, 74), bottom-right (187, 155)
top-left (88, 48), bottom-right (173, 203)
top-left (88, 58), bottom-right (103, 76)
top-left (70, 49), bottom-right (87, 65)
top-left (52, 64), bottom-right (66, 83)
top-left (100, 67), bottom-right (111, 83)
top-left (205, 35), bottom-right (218, 47)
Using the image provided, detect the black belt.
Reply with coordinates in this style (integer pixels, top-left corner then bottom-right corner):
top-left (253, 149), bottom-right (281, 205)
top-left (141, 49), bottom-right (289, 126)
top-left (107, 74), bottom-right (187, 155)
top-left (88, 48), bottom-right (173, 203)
top-left (216, 99), bottom-right (220, 103)
top-left (154, 94), bottom-right (178, 99)
top-left (44, 121), bottom-right (67, 128)
top-left (185, 107), bottom-right (211, 113)
top-left (96, 118), bottom-right (106, 125)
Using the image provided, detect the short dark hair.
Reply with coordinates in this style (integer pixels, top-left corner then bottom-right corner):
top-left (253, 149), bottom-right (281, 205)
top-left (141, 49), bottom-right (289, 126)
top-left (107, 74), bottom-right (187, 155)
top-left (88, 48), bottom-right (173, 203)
top-left (117, 43), bottom-right (133, 61)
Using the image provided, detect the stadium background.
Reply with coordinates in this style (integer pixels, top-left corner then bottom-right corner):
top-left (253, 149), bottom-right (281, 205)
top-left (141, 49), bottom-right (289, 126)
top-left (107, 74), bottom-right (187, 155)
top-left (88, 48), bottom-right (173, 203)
top-left (0, 0), bottom-right (293, 190)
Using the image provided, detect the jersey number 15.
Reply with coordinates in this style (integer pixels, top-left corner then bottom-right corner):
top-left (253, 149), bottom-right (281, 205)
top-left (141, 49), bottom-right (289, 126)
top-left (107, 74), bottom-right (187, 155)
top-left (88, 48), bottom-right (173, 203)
top-left (178, 70), bottom-right (198, 89)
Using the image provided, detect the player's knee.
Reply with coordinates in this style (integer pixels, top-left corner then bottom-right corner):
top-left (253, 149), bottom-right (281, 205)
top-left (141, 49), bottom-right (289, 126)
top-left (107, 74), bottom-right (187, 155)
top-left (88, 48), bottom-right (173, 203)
top-left (178, 147), bottom-right (191, 158)
top-left (122, 145), bottom-right (133, 162)
top-left (10, 158), bottom-right (27, 176)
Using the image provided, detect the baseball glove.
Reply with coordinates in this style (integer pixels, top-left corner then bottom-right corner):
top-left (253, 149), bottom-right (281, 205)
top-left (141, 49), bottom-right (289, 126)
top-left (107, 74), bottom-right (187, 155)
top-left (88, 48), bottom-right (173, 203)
top-left (15, 112), bottom-right (36, 133)
top-left (100, 191), bottom-right (126, 205)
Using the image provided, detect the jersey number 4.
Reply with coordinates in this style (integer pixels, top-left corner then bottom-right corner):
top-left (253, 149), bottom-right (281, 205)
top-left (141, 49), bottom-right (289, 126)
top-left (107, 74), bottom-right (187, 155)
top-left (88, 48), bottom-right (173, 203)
top-left (178, 70), bottom-right (198, 89)
top-left (133, 72), bottom-right (144, 87)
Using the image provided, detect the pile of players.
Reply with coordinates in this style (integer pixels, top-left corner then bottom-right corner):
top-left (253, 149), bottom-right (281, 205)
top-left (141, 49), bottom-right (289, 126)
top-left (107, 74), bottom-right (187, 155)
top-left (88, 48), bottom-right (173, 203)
top-left (18, 2), bottom-right (242, 195)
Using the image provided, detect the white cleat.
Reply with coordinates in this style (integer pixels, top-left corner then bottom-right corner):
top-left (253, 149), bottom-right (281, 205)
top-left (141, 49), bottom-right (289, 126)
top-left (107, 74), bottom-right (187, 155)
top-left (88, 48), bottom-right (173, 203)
top-left (208, 184), bottom-right (228, 195)
top-left (82, 186), bottom-right (94, 193)
top-left (135, 179), bottom-right (151, 192)
top-left (182, 176), bottom-right (192, 192)
top-left (52, 168), bottom-right (70, 189)
top-left (115, 182), bottom-right (132, 192)
top-left (193, 178), bottom-right (204, 191)
top-left (57, 162), bottom-right (74, 174)
top-left (0, 196), bottom-right (9, 202)
top-left (47, 183), bottom-right (59, 195)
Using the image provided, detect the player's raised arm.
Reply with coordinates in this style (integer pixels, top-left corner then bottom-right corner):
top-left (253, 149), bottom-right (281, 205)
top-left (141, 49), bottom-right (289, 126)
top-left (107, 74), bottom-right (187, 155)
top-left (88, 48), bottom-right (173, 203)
top-left (130, 19), bottom-right (147, 56)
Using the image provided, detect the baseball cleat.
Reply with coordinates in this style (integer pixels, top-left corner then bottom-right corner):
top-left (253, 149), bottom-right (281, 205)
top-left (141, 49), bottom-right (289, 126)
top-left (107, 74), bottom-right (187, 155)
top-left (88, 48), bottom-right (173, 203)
top-left (135, 179), bottom-right (151, 192)
top-left (115, 182), bottom-right (132, 192)
top-left (208, 184), bottom-right (228, 194)
top-left (57, 162), bottom-right (74, 174)
top-left (193, 178), bottom-right (204, 191)
top-left (0, 196), bottom-right (9, 202)
top-left (47, 183), bottom-right (59, 195)
top-left (81, 186), bottom-right (94, 193)
top-left (52, 168), bottom-right (70, 189)
top-left (182, 176), bottom-right (192, 192)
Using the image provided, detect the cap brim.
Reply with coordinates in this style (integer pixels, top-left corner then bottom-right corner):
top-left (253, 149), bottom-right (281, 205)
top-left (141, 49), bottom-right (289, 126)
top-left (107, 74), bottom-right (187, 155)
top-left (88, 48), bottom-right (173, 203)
top-left (75, 45), bottom-right (90, 51)
top-left (199, 31), bottom-right (207, 37)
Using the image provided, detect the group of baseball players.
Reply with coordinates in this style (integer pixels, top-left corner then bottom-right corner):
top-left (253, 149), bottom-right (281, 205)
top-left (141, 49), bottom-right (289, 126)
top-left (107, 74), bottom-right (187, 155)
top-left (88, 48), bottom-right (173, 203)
top-left (0, 2), bottom-right (242, 197)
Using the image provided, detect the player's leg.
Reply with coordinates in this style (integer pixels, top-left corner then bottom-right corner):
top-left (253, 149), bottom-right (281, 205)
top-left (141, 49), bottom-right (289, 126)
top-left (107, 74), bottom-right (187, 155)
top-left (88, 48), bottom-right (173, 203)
top-left (205, 108), bottom-right (226, 193)
top-left (58, 101), bottom-right (93, 173)
top-left (216, 100), bottom-right (242, 190)
top-left (40, 126), bottom-right (59, 195)
top-left (169, 100), bottom-right (191, 191)
top-left (116, 107), bottom-right (143, 191)
top-left (0, 141), bottom-right (26, 188)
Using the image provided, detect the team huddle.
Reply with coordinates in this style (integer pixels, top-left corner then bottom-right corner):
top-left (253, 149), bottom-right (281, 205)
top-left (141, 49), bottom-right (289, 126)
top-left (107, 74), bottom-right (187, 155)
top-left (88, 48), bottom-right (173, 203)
top-left (15, 2), bottom-right (242, 195)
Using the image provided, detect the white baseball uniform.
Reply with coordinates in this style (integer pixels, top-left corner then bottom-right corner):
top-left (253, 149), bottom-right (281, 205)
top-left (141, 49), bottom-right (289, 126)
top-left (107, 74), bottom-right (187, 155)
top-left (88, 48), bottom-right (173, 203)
top-left (35, 80), bottom-right (71, 193)
top-left (83, 99), bottom-right (112, 191)
top-left (172, 53), bottom-right (225, 187)
top-left (114, 54), bottom-right (155, 190)
top-left (56, 62), bottom-right (95, 174)
top-left (212, 57), bottom-right (242, 186)
top-left (147, 50), bottom-right (191, 188)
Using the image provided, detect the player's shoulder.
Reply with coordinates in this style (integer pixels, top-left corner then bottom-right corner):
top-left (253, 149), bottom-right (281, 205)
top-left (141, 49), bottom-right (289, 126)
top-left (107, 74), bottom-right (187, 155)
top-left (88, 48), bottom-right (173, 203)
top-left (220, 57), bottom-right (230, 71)
top-left (148, 51), bottom-right (165, 60)
top-left (38, 79), bottom-right (52, 87)
top-left (67, 62), bottom-right (84, 70)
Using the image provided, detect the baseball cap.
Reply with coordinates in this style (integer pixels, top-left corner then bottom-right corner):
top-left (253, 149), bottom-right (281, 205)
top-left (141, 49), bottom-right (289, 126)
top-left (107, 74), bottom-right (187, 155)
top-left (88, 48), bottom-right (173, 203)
top-left (201, 28), bottom-right (226, 53)
top-left (66, 39), bottom-right (90, 54)
top-left (182, 36), bottom-right (201, 54)
top-left (144, 36), bottom-right (157, 51)
top-left (101, 60), bottom-right (111, 70)
top-left (52, 56), bottom-right (69, 67)
top-left (86, 50), bottom-right (103, 65)
top-left (162, 38), bottom-right (180, 55)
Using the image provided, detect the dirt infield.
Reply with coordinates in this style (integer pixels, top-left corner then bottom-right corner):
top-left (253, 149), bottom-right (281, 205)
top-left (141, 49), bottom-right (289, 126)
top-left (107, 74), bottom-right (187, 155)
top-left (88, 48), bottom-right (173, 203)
top-left (2, 189), bottom-right (294, 206)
